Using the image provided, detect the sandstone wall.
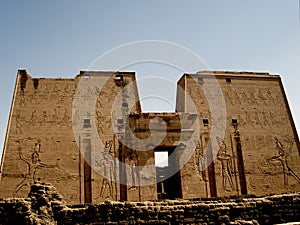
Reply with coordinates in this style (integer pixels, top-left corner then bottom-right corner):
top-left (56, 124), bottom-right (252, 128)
top-left (1, 70), bottom-right (299, 205)
top-left (177, 72), bottom-right (300, 198)
top-left (0, 70), bottom-right (146, 203)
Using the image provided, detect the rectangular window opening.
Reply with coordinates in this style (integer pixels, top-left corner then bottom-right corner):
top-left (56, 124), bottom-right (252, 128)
top-left (122, 102), bottom-right (128, 108)
top-left (226, 78), bottom-right (232, 83)
top-left (83, 119), bottom-right (91, 128)
top-left (203, 119), bottom-right (209, 126)
top-left (117, 119), bottom-right (124, 125)
top-left (232, 119), bottom-right (238, 125)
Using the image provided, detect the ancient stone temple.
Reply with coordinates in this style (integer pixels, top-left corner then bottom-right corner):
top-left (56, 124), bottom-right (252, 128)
top-left (0, 69), bottom-right (299, 204)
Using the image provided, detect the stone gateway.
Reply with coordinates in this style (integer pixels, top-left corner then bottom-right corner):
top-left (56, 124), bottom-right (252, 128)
top-left (0, 69), bottom-right (299, 204)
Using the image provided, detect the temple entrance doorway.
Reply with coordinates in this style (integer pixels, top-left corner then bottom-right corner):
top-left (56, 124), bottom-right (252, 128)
top-left (155, 146), bottom-right (182, 200)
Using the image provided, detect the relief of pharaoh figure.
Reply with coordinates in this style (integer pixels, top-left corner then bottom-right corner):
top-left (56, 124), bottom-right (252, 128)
top-left (216, 137), bottom-right (235, 192)
top-left (268, 136), bottom-right (300, 188)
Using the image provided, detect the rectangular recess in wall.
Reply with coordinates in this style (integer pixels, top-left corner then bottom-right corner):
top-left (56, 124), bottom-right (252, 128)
top-left (115, 74), bottom-right (123, 81)
top-left (198, 77), bottom-right (204, 84)
top-left (203, 119), bottom-right (209, 126)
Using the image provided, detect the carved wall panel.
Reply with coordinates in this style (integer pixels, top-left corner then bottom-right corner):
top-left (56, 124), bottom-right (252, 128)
top-left (1, 70), bottom-right (299, 203)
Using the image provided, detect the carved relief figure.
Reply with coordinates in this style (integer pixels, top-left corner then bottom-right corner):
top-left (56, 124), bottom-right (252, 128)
top-left (233, 90), bottom-right (242, 105)
top-left (253, 111), bottom-right (263, 128)
top-left (267, 137), bottom-right (300, 187)
top-left (51, 109), bottom-right (59, 125)
top-left (15, 111), bottom-right (23, 134)
top-left (42, 85), bottom-right (49, 100)
top-left (72, 109), bottom-right (80, 126)
top-left (249, 89), bottom-right (259, 106)
top-left (42, 111), bottom-right (48, 124)
top-left (15, 140), bottom-right (54, 195)
top-left (216, 137), bottom-right (235, 191)
top-left (96, 140), bottom-right (116, 199)
top-left (245, 111), bottom-right (255, 128)
top-left (236, 114), bottom-right (246, 128)
top-left (266, 89), bottom-right (275, 106)
top-left (31, 89), bottom-right (40, 105)
top-left (98, 151), bottom-right (115, 198)
top-left (83, 86), bottom-right (93, 102)
top-left (261, 111), bottom-right (271, 128)
top-left (127, 150), bottom-right (138, 191)
top-left (194, 141), bottom-right (205, 181)
top-left (52, 85), bottom-right (63, 101)
top-left (225, 89), bottom-right (235, 105)
top-left (30, 110), bottom-right (38, 126)
top-left (61, 109), bottom-right (70, 127)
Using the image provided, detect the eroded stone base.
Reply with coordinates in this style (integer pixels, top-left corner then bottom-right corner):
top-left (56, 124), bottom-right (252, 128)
top-left (0, 182), bottom-right (299, 225)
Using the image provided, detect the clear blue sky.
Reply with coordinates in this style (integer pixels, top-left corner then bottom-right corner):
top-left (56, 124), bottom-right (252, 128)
top-left (0, 1), bottom-right (299, 155)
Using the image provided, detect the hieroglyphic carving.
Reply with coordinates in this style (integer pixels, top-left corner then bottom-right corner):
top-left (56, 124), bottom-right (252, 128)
top-left (17, 81), bottom-right (79, 106)
top-left (244, 111), bottom-right (255, 128)
top-left (203, 86), bottom-right (224, 106)
top-left (267, 137), bottom-right (300, 188)
top-left (249, 89), bottom-right (259, 106)
top-left (241, 90), bottom-right (250, 105)
top-left (216, 137), bottom-right (235, 192)
top-left (94, 82), bottom-right (121, 136)
top-left (31, 89), bottom-right (40, 105)
top-left (233, 90), bottom-right (242, 105)
top-left (26, 108), bottom-right (73, 128)
top-left (15, 110), bottom-right (23, 134)
top-left (63, 84), bottom-right (75, 99)
top-left (82, 86), bottom-right (93, 102)
top-left (253, 111), bottom-right (263, 128)
top-left (52, 85), bottom-right (63, 101)
top-left (208, 111), bottom-right (225, 132)
top-left (73, 109), bottom-right (80, 126)
top-left (225, 87), bottom-right (285, 108)
top-left (51, 109), bottom-right (59, 125)
top-left (265, 89), bottom-right (275, 106)
top-left (236, 114), bottom-right (247, 128)
top-left (225, 89), bottom-right (235, 106)
top-left (261, 111), bottom-right (271, 128)
top-left (267, 111), bottom-right (278, 128)
top-left (41, 84), bottom-right (49, 100)
top-left (94, 85), bottom-right (101, 96)
top-left (60, 109), bottom-right (71, 128)
top-left (42, 111), bottom-right (48, 124)
top-left (233, 110), bottom-right (289, 130)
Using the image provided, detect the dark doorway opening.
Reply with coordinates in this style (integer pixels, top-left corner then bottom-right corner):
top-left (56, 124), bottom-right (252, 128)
top-left (155, 146), bottom-right (182, 200)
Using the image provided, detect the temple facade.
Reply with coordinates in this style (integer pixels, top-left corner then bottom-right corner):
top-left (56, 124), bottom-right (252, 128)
top-left (0, 69), bottom-right (299, 203)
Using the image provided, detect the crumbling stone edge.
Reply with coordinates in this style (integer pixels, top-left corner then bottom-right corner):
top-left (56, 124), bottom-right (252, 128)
top-left (0, 182), bottom-right (299, 225)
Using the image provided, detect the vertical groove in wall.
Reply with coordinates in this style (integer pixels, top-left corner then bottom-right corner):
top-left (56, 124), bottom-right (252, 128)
top-left (83, 139), bottom-right (92, 203)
